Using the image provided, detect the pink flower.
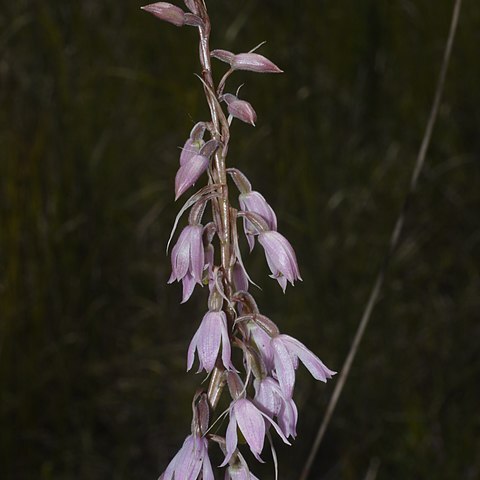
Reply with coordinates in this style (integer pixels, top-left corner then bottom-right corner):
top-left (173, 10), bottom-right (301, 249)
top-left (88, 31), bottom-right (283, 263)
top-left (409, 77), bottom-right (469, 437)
top-left (175, 154), bottom-right (210, 200)
top-left (270, 334), bottom-right (336, 398)
top-left (221, 398), bottom-right (290, 466)
top-left (239, 191), bottom-right (277, 250)
top-left (168, 225), bottom-right (204, 303)
top-left (254, 376), bottom-right (298, 439)
top-left (258, 230), bottom-right (302, 291)
top-left (187, 310), bottom-right (233, 373)
top-left (159, 434), bottom-right (214, 480)
top-left (175, 139), bottom-right (218, 199)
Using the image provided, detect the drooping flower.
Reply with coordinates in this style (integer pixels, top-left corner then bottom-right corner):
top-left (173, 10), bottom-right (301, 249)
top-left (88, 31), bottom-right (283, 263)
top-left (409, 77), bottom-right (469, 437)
top-left (258, 230), bottom-right (302, 291)
top-left (175, 154), bottom-right (210, 199)
top-left (270, 334), bottom-right (336, 398)
top-left (175, 139), bottom-right (218, 200)
top-left (239, 191), bottom-right (277, 250)
top-left (254, 376), bottom-right (298, 439)
top-left (159, 434), bottom-right (214, 480)
top-left (187, 310), bottom-right (233, 373)
top-left (223, 94), bottom-right (257, 126)
top-left (168, 224), bottom-right (204, 303)
top-left (220, 398), bottom-right (290, 466)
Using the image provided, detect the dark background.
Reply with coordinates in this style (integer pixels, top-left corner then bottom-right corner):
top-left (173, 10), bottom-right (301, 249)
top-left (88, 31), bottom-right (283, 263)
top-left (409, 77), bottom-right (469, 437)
top-left (1, 0), bottom-right (479, 479)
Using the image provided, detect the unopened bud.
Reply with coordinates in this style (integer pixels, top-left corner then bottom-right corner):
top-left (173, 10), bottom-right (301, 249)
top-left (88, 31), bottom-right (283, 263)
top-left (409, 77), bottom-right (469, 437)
top-left (223, 94), bottom-right (257, 126)
top-left (232, 52), bottom-right (283, 73)
top-left (141, 2), bottom-right (186, 27)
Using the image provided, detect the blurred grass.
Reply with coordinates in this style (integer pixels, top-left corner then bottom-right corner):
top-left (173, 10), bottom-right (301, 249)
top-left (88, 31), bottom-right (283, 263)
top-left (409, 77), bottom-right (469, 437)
top-left (1, 0), bottom-right (479, 479)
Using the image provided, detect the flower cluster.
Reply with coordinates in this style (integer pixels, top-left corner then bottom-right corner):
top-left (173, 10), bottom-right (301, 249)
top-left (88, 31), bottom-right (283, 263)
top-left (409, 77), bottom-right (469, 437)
top-left (142, 1), bottom-right (335, 478)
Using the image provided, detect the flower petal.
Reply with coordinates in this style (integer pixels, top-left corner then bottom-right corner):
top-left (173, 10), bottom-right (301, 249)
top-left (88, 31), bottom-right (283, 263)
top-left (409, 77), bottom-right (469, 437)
top-left (220, 410), bottom-right (238, 467)
top-left (282, 335), bottom-right (336, 382)
top-left (271, 337), bottom-right (296, 398)
top-left (234, 399), bottom-right (265, 462)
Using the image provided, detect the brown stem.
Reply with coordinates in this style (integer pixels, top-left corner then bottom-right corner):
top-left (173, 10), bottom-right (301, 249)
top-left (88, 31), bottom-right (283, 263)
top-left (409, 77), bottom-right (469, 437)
top-left (194, 0), bottom-right (233, 410)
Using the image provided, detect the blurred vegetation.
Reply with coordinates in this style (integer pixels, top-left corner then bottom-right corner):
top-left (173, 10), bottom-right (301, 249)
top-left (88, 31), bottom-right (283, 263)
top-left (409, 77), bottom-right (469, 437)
top-left (1, 0), bottom-right (479, 479)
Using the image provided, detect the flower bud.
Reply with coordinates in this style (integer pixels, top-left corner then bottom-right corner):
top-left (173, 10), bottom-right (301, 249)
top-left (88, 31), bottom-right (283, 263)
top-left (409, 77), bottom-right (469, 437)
top-left (232, 53), bottom-right (283, 73)
top-left (141, 2), bottom-right (186, 27)
top-left (223, 94), bottom-right (257, 126)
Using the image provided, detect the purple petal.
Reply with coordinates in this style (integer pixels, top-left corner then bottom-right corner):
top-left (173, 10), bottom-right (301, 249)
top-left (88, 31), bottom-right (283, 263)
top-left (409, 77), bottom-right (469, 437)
top-left (220, 312), bottom-right (233, 370)
top-left (181, 273), bottom-right (197, 304)
top-left (220, 409), bottom-right (238, 467)
top-left (175, 154), bottom-right (209, 200)
top-left (232, 53), bottom-right (283, 73)
top-left (282, 335), bottom-right (336, 382)
top-left (239, 191), bottom-right (277, 231)
top-left (197, 312), bottom-right (223, 373)
top-left (189, 226), bottom-right (204, 282)
top-left (180, 138), bottom-right (203, 166)
top-left (202, 450), bottom-right (215, 480)
top-left (271, 336), bottom-right (296, 398)
top-left (254, 377), bottom-right (281, 418)
top-left (233, 399), bottom-right (266, 462)
top-left (175, 435), bottom-right (203, 480)
top-left (232, 261), bottom-right (249, 292)
top-left (187, 327), bottom-right (200, 371)
top-left (170, 227), bottom-right (194, 281)
top-left (258, 231), bottom-right (302, 290)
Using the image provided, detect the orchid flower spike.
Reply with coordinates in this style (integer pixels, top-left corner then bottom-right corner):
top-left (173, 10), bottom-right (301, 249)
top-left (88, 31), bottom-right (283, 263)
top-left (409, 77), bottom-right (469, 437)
top-left (270, 334), bottom-right (336, 398)
top-left (187, 310), bottom-right (234, 373)
top-left (258, 230), bottom-right (302, 291)
top-left (159, 434), bottom-right (214, 480)
top-left (220, 398), bottom-right (290, 466)
top-left (168, 224), bottom-right (204, 303)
